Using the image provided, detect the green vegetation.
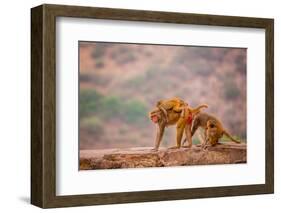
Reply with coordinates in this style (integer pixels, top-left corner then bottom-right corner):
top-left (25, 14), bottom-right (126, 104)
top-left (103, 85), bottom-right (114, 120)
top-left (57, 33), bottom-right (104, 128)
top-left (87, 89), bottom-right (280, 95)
top-left (145, 66), bottom-right (162, 78)
top-left (123, 100), bottom-right (148, 123)
top-left (223, 81), bottom-right (240, 100)
top-left (126, 65), bottom-right (176, 88)
top-left (220, 135), bottom-right (242, 142)
top-left (192, 138), bottom-right (201, 145)
top-left (116, 53), bottom-right (136, 64)
top-left (194, 63), bottom-right (213, 76)
top-left (91, 46), bottom-right (105, 59)
top-left (80, 89), bottom-right (148, 125)
top-left (81, 117), bottom-right (104, 134)
top-left (110, 46), bottom-right (137, 64)
top-left (95, 60), bottom-right (105, 68)
top-left (80, 89), bottom-right (149, 137)
top-left (125, 66), bottom-right (160, 87)
top-left (91, 43), bottom-right (111, 59)
top-left (80, 73), bottom-right (111, 85)
top-left (80, 89), bottom-right (102, 117)
top-left (235, 54), bottom-right (246, 74)
top-left (126, 75), bottom-right (146, 87)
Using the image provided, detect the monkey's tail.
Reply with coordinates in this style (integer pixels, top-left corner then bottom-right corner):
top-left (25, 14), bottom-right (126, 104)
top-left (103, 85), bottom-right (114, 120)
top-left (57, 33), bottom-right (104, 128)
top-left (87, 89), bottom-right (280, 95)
top-left (223, 130), bottom-right (241, 143)
top-left (190, 104), bottom-right (208, 115)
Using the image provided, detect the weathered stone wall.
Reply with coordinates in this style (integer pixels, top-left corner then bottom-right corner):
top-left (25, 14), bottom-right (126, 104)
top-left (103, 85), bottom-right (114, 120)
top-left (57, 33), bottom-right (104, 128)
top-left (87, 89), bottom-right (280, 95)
top-left (80, 143), bottom-right (246, 170)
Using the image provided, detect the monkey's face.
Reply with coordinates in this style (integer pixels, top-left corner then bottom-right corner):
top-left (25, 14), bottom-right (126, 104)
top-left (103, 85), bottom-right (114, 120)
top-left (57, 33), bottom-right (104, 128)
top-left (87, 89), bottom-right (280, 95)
top-left (149, 109), bottom-right (161, 123)
top-left (151, 114), bottom-right (159, 123)
top-left (206, 128), bottom-right (218, 145)
top-left (206, 121), bottom-right (217, 137)
top-left (206, 120), bottom-right (220, 145)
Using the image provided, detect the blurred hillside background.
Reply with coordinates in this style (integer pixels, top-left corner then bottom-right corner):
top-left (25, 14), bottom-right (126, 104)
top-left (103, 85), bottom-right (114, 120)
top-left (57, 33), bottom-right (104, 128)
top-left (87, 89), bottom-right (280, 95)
top-left (79, 42), bottom-right (246, 150)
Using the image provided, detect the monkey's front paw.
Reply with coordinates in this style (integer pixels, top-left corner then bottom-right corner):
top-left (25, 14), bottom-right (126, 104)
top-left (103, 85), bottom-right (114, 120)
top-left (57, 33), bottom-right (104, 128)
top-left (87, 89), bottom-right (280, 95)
top-left (151, 148), bottom-right (159, 152)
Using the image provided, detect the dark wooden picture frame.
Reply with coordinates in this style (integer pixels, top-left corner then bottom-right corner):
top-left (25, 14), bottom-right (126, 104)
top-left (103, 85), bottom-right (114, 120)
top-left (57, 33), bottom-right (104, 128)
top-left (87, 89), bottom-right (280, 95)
top-left (31, 4), bottom-right (274, 208)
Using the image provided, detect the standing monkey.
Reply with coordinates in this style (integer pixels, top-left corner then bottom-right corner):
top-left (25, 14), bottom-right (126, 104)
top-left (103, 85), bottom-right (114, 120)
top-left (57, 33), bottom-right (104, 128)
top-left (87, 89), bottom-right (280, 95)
top-left (149, 97), bottom-right (208, 151)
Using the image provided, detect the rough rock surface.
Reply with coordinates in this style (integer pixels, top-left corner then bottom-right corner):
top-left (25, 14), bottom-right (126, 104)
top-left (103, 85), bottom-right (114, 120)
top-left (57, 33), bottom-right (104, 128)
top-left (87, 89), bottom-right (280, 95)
top-left (80, 142), bottom-right (246, 170)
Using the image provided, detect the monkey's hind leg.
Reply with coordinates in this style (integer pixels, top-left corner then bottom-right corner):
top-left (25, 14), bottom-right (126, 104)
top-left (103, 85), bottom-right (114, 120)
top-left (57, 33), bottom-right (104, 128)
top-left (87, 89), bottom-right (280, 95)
top-left (198, 129), bottom-right (206, 146)
top-left (198, 129), bottom-right (210, 150)
top-left (182, 124), bottom-right (192, 148)
top-left (169, 118), bottom-right (185, 149)
top-left (191, 116), bottom-right (200, 137)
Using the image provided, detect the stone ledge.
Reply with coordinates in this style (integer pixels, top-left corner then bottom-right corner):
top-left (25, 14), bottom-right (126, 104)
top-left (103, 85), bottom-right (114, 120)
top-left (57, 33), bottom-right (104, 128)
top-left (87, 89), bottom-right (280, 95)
top-left (80, 142), bottom-right (246, 170)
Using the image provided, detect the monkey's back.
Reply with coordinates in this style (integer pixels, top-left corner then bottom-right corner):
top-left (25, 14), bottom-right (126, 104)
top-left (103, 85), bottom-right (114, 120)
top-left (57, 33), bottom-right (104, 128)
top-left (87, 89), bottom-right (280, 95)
top-left (193, 112), bottom-right (223, 129)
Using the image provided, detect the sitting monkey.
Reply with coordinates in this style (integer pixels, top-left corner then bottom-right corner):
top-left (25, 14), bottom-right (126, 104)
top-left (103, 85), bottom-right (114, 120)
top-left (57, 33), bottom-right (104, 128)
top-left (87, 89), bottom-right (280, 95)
top-left (149, 97), bottom-right (208, 151)
top-left (188, 112), bottom-right (241, 148)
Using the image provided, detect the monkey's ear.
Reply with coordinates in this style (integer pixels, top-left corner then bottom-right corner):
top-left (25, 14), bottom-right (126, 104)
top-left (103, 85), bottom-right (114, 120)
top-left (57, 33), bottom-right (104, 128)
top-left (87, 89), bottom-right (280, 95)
top-left (156, 100), bottom-right (163, 106)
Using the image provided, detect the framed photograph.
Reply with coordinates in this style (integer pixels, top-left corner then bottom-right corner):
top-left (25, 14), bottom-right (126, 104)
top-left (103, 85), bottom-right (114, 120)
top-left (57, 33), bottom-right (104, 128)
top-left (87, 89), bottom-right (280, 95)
top-left (31, 4), bottom-right (274, 208)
